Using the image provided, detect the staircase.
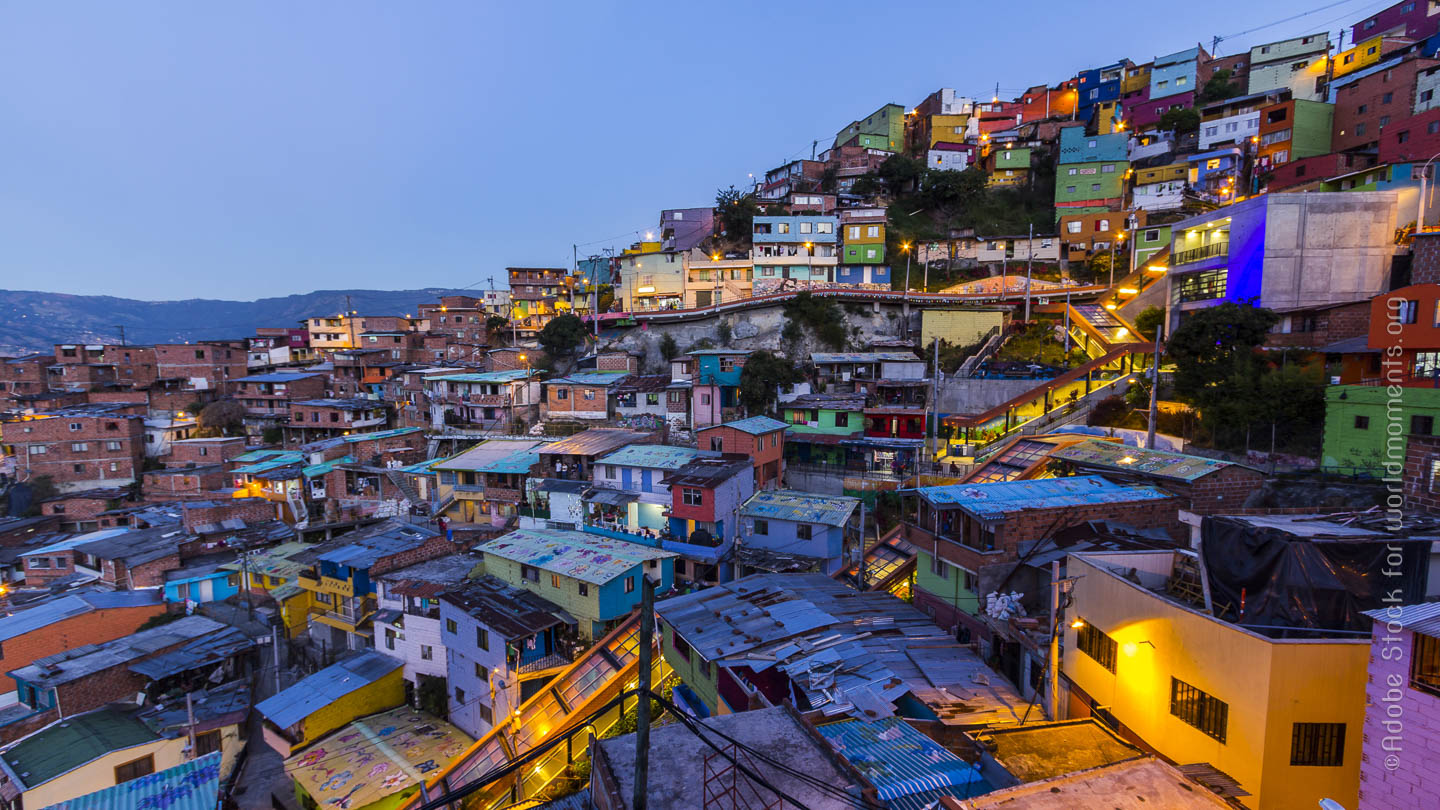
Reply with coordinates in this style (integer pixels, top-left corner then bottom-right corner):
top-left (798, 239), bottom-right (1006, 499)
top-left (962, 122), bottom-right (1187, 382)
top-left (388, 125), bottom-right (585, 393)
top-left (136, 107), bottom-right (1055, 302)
top-left (383, 468), bottom-right (423, 504)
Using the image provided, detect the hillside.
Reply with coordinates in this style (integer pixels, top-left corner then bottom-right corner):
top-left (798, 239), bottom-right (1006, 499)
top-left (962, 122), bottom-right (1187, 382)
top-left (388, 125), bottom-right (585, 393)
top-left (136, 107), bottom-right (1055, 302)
top-left (0, 288), bottom-right (482, 356)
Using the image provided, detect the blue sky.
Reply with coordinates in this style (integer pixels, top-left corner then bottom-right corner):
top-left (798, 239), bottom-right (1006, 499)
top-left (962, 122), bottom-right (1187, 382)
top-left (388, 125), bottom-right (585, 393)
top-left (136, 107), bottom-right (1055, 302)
top-left (0, 0), bottom-right (1373, 299)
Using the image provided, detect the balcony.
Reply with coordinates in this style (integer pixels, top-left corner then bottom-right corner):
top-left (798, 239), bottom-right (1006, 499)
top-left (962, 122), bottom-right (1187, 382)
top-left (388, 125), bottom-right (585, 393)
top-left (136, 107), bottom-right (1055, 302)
top-left (1169, 241), bottom-right (1228, 266)
top-left (486, 486), bottom-right (523, 502)
top-left (454, 484), bottom-right (487, 498)
top-left (309, 597), bottom-right (377, 631)
top-left (516, 649), bottom-right (576, 676)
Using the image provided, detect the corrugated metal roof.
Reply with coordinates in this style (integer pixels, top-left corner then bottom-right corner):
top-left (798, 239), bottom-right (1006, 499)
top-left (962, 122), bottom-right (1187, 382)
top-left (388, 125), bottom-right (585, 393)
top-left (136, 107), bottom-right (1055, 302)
top-left (539, 429), bottom-right (651, 458)
top-left (432, 439), bottom-right (545, 472)
top-left (741, 490), bottom-right (859, 528)
top-left (0, 593), bottom-right (163, 644)
top-left (478, 449), bottom-right (540, 475)
top-left (424, 370), bottom-right (535, 383)
top-left (917, 475), bottom-right (1172, 519)
top-left (4, 707), bottom-right (160, 791)
top-left (811, 352), bottom-right (921, 364)
top-left (597, 444), bottom-right (717, 470)
top-left (345, 427), bottom-right (423, 443)
top-left (1050, 440), bottom-right (1249, 481)
top-left (815, 718), bottom-right (982, 801)
top-left (315, 523), bottom-right (438, 570)
top-left (233, 452), bottom-right (306, 474)
top-left (11, 616), bottom-right (234, 688)
top-left (543, 371), bottom-right (630, 386)
top-left (476, 528), bottom-right (676, 585)
top-left (703, 415), bottom-right (788, 436)
top-left (255, 651), bottom-right (402, 729)
top-left (42, 752), bottom-right (222, 810)
top-left (1363, 602), bottom-right (1440, 636)
top-left (302, 454), bottom-right (354, 478)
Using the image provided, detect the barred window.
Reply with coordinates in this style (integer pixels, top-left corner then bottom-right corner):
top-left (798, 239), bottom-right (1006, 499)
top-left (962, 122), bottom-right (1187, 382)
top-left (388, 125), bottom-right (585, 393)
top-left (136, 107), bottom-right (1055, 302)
top-left (1171, 678), bottom-right (1228, 742)
top-left (1076, 621), bottom-right (1117, 673)
top-left (1411, 632), bottom-right (1440, 696)
top-left (1290, 722), bottom-right (1345, 766)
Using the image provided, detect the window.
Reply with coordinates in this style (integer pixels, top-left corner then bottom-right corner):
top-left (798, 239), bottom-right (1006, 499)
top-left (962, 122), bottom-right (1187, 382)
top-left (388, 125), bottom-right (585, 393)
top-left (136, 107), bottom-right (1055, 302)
top-left (796, 524), bottom-right (812, 540)
top-left (1102, 163), bottom-right (1115, 173)
top-left (478, 702), bottom-right (492, 724)
top-left (754, 519), bottom-right (768, 535)
top-left (1067, 168), bottom-right (1077, 176)
top-left (578, 582), bottom-right (589, 596)
top-left (1413, 415), bottom-right (1435, 435)
top-left (556, 388), bottom-right (568, 400)
top-left (929, 554), bottom-right (949, 579)
top-left (455, 687), bottom-right (466, 705)
top-left (1400, 131), bottom-right (1411, 144)
top-left (1066, 220), bottom-right (1082, 234)
top-left (421, 645), bottom-right (433, 661)
top-left (1381, 115), bottom-right (1391, 128)
top-left (1357, 104), bottom-right (1368, 115)
top-left (1384, 92), bottom-right (1394, 104)
top-left (1414, 631), bottom-right (1440, 696)
top-left (1097, 219), bottom-right (1110, 232)
top-left (583, 389), bottom-right (595, 400)
top-left (1175, 269), bottom-right (1227, 303)
top-left (474, 662), bottom-right (488, 682)
top-left (834, 412), bottom-right (848, 427)
top-left (866, 225), bottom-right (879, 238)
top-left (799, 222), bottom-right (812, 234)
top-left (68, 422), bottom-right (82, 432)
top-left (1291, 723), bottom-right (1346, 766)
top-left (1076, 621), bottom-right (1118, 673)
top-left (1145, 228), bottom-right (1160, 242)
top-left (848, 226), bottom-right (860, 239)
top-left (385, 628), bottom-right (396, 650)
top-left (1357, 122), bottom-right (1367, 136)
top-left (1425, 90), bottom-right (1436, 103)
top-left (1065, 185), bottom-right (1076, 193)
top-left (1090, 183), bottom-right (1101, 192)
top-left (682, 488), bottom-right (703, 506)
top-left (194, 729), bottom-right (221, 757)
top-left (70, 442), bottom-right (88, 452)
top-left (477, 627), bottom-right (489, 650)
top-left (115, 755), bottom-right (155, 784)
top-left (1170, 678), bottom-right (1228, 742)
top-left (1354, 415), bottom-right (1371, 430)
top-left (446, 618), bottom-right (457, 633)
top-left (1396, 299), bottom-right (1420, 324)
top-left (28, 557), bottom-right (51, 569)
top-left (551, 573), bottom-right (561, 588)
top-left (624, 576), bottom-right (635, 593)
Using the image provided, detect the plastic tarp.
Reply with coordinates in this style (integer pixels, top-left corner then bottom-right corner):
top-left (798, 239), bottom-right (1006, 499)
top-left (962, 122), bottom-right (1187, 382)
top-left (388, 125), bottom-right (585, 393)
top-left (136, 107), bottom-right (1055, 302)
top-left (1201, 516), bottom-right (1430, 635)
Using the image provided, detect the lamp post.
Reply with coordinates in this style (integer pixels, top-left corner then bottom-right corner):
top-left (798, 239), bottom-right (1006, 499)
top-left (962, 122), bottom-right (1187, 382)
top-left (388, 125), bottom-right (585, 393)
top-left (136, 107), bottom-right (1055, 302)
top-left (902, 242), bottom-right (913, 300)
top-left (1109, 231), bottom-right (1126, 289)
top-left (805, 241), bottom-right (814, 291)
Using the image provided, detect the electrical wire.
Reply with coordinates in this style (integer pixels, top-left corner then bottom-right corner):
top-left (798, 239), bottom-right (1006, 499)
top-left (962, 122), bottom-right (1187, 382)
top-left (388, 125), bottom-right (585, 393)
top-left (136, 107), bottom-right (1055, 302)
top-left (1213, 0), bottom-right (1368, 43)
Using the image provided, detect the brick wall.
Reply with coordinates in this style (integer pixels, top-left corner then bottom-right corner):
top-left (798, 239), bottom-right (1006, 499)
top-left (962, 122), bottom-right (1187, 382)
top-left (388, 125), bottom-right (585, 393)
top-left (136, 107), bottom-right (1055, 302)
top-left (103, 553), bottom-right (181, 589)
top-left (339, 431), bottom-right (427, 466)
top-left (1186, 466), bottom-right (1267, 514)
top-left (1332, 57), bottom-right (1440, 154)
top-left (5, 414), bottom-right (145, 489)
top-left (596, 354), bottom-right (639, 373)
top-left (546, 384), bottom-right (610, 417)
top-left (41, 494), bottom-right (113, 523)
top-left (166, 438), bottom-right (247, 468)
top-left (1404, 434), bottom-right (1440, 513)
top-left (1414, 232), bottom-right (1440, 285)
top-left (1265, 300), bottom-right (1373, 349)
top-left (370, 533), bottom-right (462, 576)
top-left (182, 498), bottom-right (278, 531)
top-left (22, 548), bottom-right (77, 586)
top-left (0, 604), bottom-right (167, 692)
top-left (143, 466), bottom-right (231, 501)
top-left (698, 426), bottom-right (786, 490)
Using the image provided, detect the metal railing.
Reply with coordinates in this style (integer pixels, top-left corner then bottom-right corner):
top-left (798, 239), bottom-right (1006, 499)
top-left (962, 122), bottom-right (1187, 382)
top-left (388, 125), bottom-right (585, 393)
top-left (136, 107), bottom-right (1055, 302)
top-left (1169, 241), bottom-right (1228, 266)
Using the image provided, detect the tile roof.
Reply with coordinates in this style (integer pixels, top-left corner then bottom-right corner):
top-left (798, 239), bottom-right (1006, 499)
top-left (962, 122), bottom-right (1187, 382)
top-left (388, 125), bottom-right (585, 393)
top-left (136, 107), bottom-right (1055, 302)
top-left (703, 415), bottom-right (788, 435)
top-left (41, 752), bottom-right (222, 810)
top-left (1049, 439), bottom-right (1252, 482)
top-left (1, 707), bottom-right (159, 791)
top-left (597, 444), bottom-right (718, 470)
top-left (917, 475), bottom-right (1172, 520)
top-left (284, 707), bottom-right (472, 810)
top-left (741, 490), bottom-right (860, 528)
top-left (255, 651), bottom-right (402, 729)
top-left (476, 528), bottom-right (676, 585)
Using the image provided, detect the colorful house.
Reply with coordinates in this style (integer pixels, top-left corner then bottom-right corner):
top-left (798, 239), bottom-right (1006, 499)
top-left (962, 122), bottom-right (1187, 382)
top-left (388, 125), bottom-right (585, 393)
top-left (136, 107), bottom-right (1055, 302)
top-left (1256, 98), bottom-right (1334, 172)
top-left (590, 443), bottom-right (719, 536)
top-left (431, 439), bottom-right (546, 528)
top-left (782, 393), bottom-right (865, 466)
top-left (256, 650), bottom-right (404, 756)
top-left (664, 456), bottom-right (754, 586)
top-left (739, 490), bottom-right (861, 575)
top-left (696, 416), bottom-right (788, 491)
top-left (752, 215), bottom-right (840, 292)
top-left (1056, 127), bottom-right (1130, 217)
top-left (685, 349), bottom-right (750, 427)
top-left (1076, 61), bottom-right (1128, 116)
top-left (1323, 385), bottom-right (1440, 473)
top-left (474, 527), bottom-right (676, 640)
top-left (440, 575), bottom-right (573, 738)
top-left (1356, 603), bottom-right (1440, 809)
top-left (833, 103), bottom-right (906, 152)
top-left (284, 707), bottom-right (472, 810)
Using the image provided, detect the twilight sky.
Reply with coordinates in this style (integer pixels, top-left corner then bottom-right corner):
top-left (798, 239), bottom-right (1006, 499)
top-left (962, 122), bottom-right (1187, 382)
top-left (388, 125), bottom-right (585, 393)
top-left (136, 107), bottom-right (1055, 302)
top-left (0, 0), bottom-right (1370, 299)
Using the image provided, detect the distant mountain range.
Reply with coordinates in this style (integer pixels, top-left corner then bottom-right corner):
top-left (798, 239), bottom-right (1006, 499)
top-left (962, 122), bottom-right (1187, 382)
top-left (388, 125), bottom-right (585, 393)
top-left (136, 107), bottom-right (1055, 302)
top-left (0, 288), bottom-right (481, 356)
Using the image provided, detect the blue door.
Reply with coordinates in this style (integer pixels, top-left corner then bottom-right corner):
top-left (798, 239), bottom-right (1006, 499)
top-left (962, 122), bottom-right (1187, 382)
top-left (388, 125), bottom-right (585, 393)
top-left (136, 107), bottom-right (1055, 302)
top-left (641, 469), bottom-right (653, 492)
top-left (621, 468), bottom-right (632, 490)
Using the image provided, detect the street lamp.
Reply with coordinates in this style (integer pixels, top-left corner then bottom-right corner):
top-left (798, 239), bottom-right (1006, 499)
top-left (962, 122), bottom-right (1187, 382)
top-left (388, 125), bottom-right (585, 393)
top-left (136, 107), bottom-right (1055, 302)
top-left (1109, 231), bottom-right (1126, 288)
top-left (902, 243), bottom-right (913, 300)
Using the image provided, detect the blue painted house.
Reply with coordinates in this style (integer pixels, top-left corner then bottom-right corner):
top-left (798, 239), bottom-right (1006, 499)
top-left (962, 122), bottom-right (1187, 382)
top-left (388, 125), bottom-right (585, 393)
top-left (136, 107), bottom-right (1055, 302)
top-left (739, 490), bottom-right (862, 576)
top-left (685, 349), bottom-right (751, 427)
top-left (1058, 125), bottom-right (1129, 163)
top-left (1076, 61), bottom-right (1128, 115)
top-left (163, 558), bottom-right (241, 606)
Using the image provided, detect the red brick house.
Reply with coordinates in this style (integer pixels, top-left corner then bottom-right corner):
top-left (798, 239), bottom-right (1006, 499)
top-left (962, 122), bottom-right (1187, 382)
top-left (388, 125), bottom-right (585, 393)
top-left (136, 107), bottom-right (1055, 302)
top-left (1331, 54), bottom-right (1440, 154)
top-left (0, 355), bottom-right (52, 401)
top-left (284, 398), bottom-right (391, 446)
top-left (1404, 433), bottom-right (1440, 513)
top-left (141, 465), bottom-right (233, 501)
top-left (165, 437), bottom-right (248, 468)
top-left (2, 407), bottom-right (145, 492)
top-left (696, 416), bottom-right (788, 490)
top-left (0, 590), bottom-right (166, 692)
top-left (38, 488), bottom-right (132, 532)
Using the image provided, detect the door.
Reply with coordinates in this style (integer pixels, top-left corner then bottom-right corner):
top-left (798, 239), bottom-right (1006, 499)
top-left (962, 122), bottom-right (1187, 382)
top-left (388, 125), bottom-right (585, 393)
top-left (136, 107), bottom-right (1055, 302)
top-left (696, 290), bottom-right (712, 308)
top-left (621, 468), bottom-right (632, 490)
top-left (641, 469), bottom-right (653, 492)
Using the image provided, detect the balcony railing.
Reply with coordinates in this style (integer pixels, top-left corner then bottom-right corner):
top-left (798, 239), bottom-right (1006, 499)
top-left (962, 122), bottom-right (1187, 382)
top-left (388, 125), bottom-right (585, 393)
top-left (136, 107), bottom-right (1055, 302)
top-left (516, 650), bottom-right (576, 675)
top-left (1169, 241), bottom-right (1229, 266)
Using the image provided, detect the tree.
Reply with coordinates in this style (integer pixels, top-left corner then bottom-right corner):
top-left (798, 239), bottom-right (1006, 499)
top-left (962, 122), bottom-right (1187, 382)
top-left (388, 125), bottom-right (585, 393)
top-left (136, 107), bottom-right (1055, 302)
top-left (738, 351), bottom-right (801, 414)
top-left (658, 333), bottom-right (679, 362)
top-left (1166, 301), bottom-right (1278, 401)
top-left (876, 154), bottom-right (925, 194)
top-left (1159, 107), bottom-right (1200, 134)
top-left (1199, 69), bottom-right (1241, 103)
top-left (197, 400), bottom-right (246, 436)
top-left (918, 168), bottom-right (988, 220)
top-left (21, 475), bottom-right (56, 516)
top-left (486, 315), bottom-right (509, 335)
top-left (715, 185), bottom-right (763, 242)
top-left (1133, 306), bottom-right (1165, 340)
top-left (596, 284), bottom-right (615, 315)
top-left (538, 313), bottom-right (587, 358)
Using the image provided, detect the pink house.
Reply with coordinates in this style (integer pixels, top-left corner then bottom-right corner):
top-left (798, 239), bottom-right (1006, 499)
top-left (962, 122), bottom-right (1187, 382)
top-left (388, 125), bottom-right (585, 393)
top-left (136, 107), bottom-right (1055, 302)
top-left (1358, 604), bottom-right (1440, 809)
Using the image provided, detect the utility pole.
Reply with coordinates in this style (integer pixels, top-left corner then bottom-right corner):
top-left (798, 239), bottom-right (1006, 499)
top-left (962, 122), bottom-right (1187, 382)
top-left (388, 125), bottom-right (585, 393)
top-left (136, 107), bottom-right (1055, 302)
top-left (273, 623), bottom-right (283, 695)
top-left (571, 244), bottom-right (578, 313)
top-left (1063, 289), bottom-right (1072, 362)
top-left (116, 325), bottom-right (126, 347)
top-left (1024, 223), bottom-right (1034, 321)
top-left (345, 295), bottom-right (356, 348)
top-left (930, 337), bottom-right (940, 466)
top-left (856, 500), bottom-right (867, 589)
top-left (1048, 561), bottom-right (1061, 721)
top-left (1147, 319), bottom-right (1164, 450)
top-left (185, 692), bottom-right (198, 760)
top-left (811, 139), bottom-right (818, 160)
top-left (633, 576), bottom-right (655, 810)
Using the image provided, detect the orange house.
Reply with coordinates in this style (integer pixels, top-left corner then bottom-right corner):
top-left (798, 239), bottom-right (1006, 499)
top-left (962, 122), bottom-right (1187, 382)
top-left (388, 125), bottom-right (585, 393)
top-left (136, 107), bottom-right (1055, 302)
top-left (696, 416), bottom-right (788, 491)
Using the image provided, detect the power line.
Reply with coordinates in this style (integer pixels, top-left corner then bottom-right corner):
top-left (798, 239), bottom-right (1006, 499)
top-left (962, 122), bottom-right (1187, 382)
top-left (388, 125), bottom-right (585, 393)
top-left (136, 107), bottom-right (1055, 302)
top-left (1213, 0), bottom-right (1368, 44)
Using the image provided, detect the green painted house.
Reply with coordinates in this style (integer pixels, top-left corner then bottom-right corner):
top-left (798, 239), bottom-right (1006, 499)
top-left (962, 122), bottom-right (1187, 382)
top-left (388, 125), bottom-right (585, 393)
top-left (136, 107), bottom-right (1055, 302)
top-left (1321, 385), bottom-right (1440, 473)
top-left (782, 394), bottom-right (865, 466)
top-left (834, 103), bottom-right (905, 152)
top-left (914, 549), bottom-right (980, 624)
top-left (1055, 160), bottom-right (1129, 218)
top-left (1134, 224), bottom-right (1172, 266)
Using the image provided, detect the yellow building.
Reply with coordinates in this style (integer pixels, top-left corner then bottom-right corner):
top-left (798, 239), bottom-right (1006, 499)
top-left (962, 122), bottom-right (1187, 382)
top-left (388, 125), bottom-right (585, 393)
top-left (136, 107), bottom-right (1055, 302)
top-left (927, 113), bottom-right (972, 147)
top-left (683, 255), bottom-right (754, 308)
top-left (1332, 35), bottom-right (1384, 79)
top-left (0, 693), bottom-right (245, 810)
top-left (256, 650), bottom-right (405, 756)
top-left (1062, 550), bottom-right (1368, 810)
top-left (305, 314), bottom-right (362, 351)
top-left (919, 308), bottom-right (1007, 349)
top-left (1134, 161), bottom-right (1188, 186)
top-left (223, 540), bottom-right (314, 637)
top-left (1121, 62), bottom-right (1153, 95)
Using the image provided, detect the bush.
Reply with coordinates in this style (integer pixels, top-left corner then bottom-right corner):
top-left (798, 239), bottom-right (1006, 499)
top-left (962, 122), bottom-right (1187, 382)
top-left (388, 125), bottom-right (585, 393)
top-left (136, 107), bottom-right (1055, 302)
top-left (659, 333), bottom-right (679, 362)
top-left (1087, 395), bottom-right (1130, 427)
top-left (261, 427), bottom-right (283, 445)
top-left (781, 292), bottom-right (847, 350)
top-left (717, 320), bottom-right (733, 345)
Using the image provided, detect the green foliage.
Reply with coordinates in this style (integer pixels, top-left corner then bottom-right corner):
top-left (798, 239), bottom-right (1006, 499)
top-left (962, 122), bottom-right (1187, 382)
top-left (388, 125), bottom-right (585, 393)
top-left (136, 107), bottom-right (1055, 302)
top-left (658, 333), bottom-right (679, 362)
top-left (262, 427), bottom-right (283, 445)
top-left (738, 350), bottom-right (801, 414)
top-left (1159, 107), bottom-right (1200, 134)
top-left (1167, 301), bottom-right (1279, 400)
top-left (485, 315), bottom-right (509, 335)
top-left (1125, 375), bottom-right (1152, 410)
top-left (1087, 395), bottom-right (1131, 427)
top-left (819, 165), bottom-right (838, 193)
top-left (996, 322), bottom-right (1088, 366)
top-left (183, 401), bottom-right (205, 418)
top-left (596, 284), bottom-right (615, 315)
top-left (538, 313), bottom-right (588, 358)
top-left (781, 292), bottom-right (847, 350)
top-left (417, 674), bottom-right (449, 717)
top-left (198, 400), bottom-right (246, 436)
top-left (1085, 248), bottom-right (1131, 284)
top-left (876, 154), bottom-right (926, 193)
top-left (1133, 306), bottom-right (1165, 340)
top-left (717, 320), bottom-right (733, 345)
top-left (1199, 69), bottom-right (1241, 103)
top-left (715, 185), bottom-right (763, 242)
